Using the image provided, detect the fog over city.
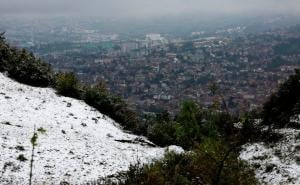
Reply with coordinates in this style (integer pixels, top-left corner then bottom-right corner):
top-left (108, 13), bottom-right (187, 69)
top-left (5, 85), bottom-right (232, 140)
top-left (1, 0), bottom-right (300, 18)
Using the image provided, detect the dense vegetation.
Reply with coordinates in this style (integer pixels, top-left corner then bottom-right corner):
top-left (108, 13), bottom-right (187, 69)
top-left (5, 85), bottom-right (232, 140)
top-left (109, 109), bottom-right (260, 185)
top-left (0, 33), bottom-right (53, 87)
top-left (87, 103), bottom-right (261, 185)
top-left (55, 72), bottom-right (81, 98)
top-left (145, 102), bottom-right (237, 149)
top-left (262, 69), bottom-right (300, 128)
top-left (83, 82), bottom-right (140, 131)
top-left (117, 143), bottom-right (258, 185)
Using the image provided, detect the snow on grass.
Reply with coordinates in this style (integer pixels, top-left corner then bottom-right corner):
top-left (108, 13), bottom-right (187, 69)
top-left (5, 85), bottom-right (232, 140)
top-left (240, 128), bottom-right (300, 185)
top-left (0, 73), bottom-right (183, 184)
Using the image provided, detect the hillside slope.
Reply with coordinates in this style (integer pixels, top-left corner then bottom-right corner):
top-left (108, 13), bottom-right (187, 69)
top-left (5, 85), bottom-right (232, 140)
top-left (240, 125), bottom-right (300, 184)
top-left (0, 73), bottom-right (182, 184)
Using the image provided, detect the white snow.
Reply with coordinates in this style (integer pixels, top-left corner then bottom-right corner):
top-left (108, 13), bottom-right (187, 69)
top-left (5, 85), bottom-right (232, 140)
top-left (0, 73), bottom-right (183, 184)
top-left (240, 128), bottom-right (300, 185)
top-left (290, 115), bottom-right (300, 125)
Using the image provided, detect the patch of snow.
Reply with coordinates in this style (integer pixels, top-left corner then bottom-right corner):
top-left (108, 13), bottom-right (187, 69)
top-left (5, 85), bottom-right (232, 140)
top-left (240, 128), bottom-right (300, 185)
top-left (233, 122), bottom-right (243, 129)
top-left (165, 145), bottom-right (185, 154)
top-left (234, 119), bottom-right (261, 129)
top-left (0, 73), bottom-right (183, 184)
top-left (290, 115), bottom-right (300, 125)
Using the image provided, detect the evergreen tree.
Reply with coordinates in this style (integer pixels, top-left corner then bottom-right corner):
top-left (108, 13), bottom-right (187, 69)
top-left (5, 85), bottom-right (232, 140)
top-left (262, 69), bottom-right (300, 128)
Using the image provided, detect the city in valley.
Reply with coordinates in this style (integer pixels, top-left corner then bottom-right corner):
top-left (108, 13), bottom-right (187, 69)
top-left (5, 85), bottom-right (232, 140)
top-left (1, 1), bottom-right (300, 184)
top-left (2, 16), bottom-right (300, 115)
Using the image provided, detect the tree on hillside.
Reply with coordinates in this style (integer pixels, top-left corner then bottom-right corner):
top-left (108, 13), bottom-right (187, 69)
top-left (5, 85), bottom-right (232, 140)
top-left (175, 101), bottom-right (203, 148)
top-left (262, 69), bottom-right (300, 128)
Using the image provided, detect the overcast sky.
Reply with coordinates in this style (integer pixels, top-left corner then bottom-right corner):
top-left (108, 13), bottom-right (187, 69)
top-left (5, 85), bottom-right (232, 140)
top-left (0, 0), bottom-right (299, 18)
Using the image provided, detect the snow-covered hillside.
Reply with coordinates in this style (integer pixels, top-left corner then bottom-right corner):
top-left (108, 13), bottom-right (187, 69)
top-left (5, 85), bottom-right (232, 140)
top-left (240, 127), bottom-right (300, 184)
top-left (0, 73), bottom-right (183, 184)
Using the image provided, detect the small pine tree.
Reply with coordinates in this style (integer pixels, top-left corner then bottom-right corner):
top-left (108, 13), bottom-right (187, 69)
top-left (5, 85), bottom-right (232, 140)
top-left (29, 126), bottom-right (46, 185)
top-left (29, 126), bottom-right (37, 185)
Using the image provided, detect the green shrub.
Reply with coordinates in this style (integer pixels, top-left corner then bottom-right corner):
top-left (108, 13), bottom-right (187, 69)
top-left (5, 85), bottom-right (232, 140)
top-left (145, 103), bottom-right (239, 149)
top-left (0, 34), bottom-right (53, 87)
top-left (199, 111), bottom-right (237, 142)
top-left (8, 52), bottom-right (53, 87)
top-left (83, 83), bottom-right (140, 132)
top-left (146, 111), bottom-right (177, 146)
top-left (174, 101), bottom-right (204, 148)
top-left (115, 139), bottom-right (258, 185)
top-left (55, 72), bottom-right (80, 98)
top-left (144, 102), bottom-right (205, 148)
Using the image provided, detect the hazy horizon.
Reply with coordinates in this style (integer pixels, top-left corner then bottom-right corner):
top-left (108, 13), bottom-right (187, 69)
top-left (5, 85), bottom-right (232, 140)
top-left (1, 0), bottom-right (300, 19)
